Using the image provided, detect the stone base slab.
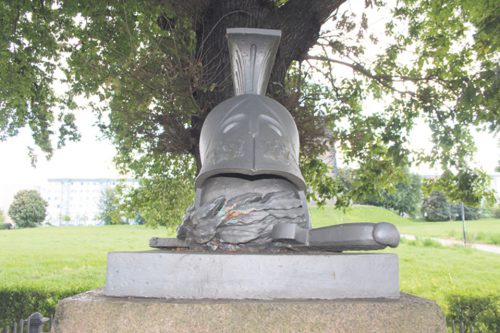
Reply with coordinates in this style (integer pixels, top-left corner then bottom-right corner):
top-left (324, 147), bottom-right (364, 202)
top-left (53, 289), bottom-right (446, 333)
top-left (105, 251), bottom-right (399, 299)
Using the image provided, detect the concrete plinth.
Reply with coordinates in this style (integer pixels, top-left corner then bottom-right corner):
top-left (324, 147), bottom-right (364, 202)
top-left (53, 289), bottom-right (446, 333)
top-left (105, 251), bottom-right (399, 299)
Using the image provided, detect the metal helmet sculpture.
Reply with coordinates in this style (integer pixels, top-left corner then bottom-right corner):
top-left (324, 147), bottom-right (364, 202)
top-left (194, 28), bottom-right (308, 220)
top-left (173, 28), bottom-right (399, 251)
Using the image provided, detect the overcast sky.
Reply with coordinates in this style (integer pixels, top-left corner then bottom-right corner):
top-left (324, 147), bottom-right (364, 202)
top-left (0, 110), bottom-right (119, 211)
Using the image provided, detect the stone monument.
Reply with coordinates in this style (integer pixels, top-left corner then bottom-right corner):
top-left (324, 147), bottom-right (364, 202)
top-left (53, 28), bottom-right (446, 333)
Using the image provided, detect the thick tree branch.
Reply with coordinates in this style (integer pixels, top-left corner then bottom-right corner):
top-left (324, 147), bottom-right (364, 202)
top-left (278, 0), bottom-right (345, 62)
top-left (267, 0), bottom-right (346, 96)
top-left (159, 0), bottom-right (211, 20)
top-left (306, 55), bottom-right (416, 97)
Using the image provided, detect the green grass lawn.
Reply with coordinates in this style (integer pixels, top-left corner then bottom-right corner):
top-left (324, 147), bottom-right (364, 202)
top-left (310, 205), bottom-right (500, 311)
top-left (391, 239), bottom-right (500, 313)
top-left (1, 206), bottom-right (499, 323)
top-left (395, 218), bottom-right (500, 245)
top-left (0, 225), bottom-right (161, 290)
top-left (310, 204), bottom-right (409, 226)
top-left (310, 205), bottom-right (500, 245)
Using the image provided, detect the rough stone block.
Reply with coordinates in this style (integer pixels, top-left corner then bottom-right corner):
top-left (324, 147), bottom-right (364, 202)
top-left (53, 289), bottom-right (446, 333)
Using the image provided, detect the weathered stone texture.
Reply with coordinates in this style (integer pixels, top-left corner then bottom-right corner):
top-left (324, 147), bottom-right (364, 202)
top-left (53, 289), bottom-right (446, 333)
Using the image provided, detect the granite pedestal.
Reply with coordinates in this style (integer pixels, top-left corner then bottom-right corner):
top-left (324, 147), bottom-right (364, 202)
top-left (53, 289), bottom-right (446, 332)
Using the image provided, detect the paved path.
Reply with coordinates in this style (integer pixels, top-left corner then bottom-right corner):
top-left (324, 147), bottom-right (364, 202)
top-left (401, 234), bottom-right (500, 255)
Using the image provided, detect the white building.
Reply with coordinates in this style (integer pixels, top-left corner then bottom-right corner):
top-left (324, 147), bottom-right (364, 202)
top-left (41, 178), bottom-right (138, 226)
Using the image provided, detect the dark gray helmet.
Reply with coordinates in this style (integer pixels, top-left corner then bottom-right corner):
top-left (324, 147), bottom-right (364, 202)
top-left (196, 94), bottom-right (305, 191)
top-left (187, 28), bottom-right (311, 240)
top-left (195, 28), bottom-right (306, 191)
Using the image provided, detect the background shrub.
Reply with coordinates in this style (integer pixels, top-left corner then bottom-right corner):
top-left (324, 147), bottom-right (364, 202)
top-left (0, 223), bottom-right (12, 230)
top-left (0, 287), bottom-right (84, 327)
top-left (450, 204), bottom-right (482, 221)
top-left (421, 191), bottom-right (482, 222)
top-left (421, 191), bottom-right (451, 221)
top-left (357, 172), bottom-right (422, 218)
top-left (447, 295), bottom-right (500, 333)
top-left (494, 207), bottom-right (500, 219)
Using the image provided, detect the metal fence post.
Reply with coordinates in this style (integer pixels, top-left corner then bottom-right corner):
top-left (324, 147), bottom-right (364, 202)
top-left (461, 202), bottom-right (467, 245)
top-left (25, 313), bottom-right (49, 333)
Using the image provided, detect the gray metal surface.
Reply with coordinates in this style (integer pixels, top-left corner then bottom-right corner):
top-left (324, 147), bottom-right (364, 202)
top-left (195, 27), bottom-right (306, 194)
top-left (181, 27), bottom-right (403, 253)
top-left (195, 94), bottom-right (305, 192)
top-left (178, 181), bottom-right (308, 249)
top-left (184, 28), bottom-right (311, 247)
top-left (26, 313), bottom-right (48, 333)
top-left (227, 28), bottom-right (281, 96)
top-left (149, 237), bottom-right (189, 249)
top-left (105, 251), bottom-right (399, 299)
top-left (2, 312), bottom-right (52, 333)
top-left (272, 222), bottom-right (400, 251)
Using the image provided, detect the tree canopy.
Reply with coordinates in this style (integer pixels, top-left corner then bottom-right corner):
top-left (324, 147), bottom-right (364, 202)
top-left (8, 189), bottom-right (48, 228)
top-left (98, 186), bottom-right (119, 225)
top-left (359, 170), bottom-right (422, 217)
top-left (421, 190), bottom-right (481, 221)
top-left (1, 0), bottom-right (498, 225)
